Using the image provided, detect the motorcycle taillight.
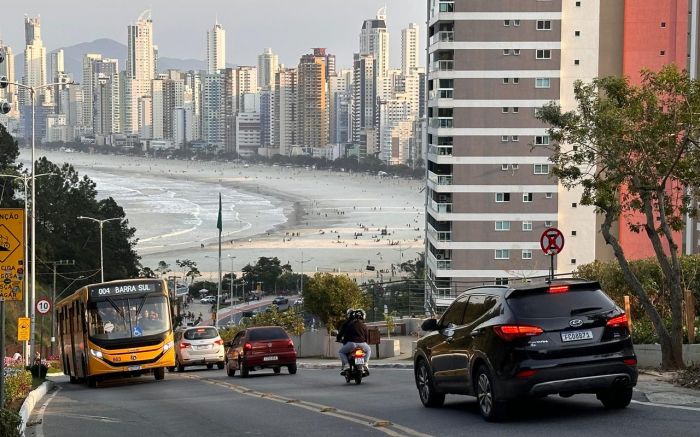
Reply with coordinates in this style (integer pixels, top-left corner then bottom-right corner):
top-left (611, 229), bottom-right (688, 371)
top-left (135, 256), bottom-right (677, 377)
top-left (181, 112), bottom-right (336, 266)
top-left (354, 349), bottom-right (365, 358)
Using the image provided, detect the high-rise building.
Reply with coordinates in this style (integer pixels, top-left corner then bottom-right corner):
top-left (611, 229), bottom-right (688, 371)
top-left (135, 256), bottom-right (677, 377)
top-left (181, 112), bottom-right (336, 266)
top-left (125, 10), bottom-right (155, 134)
top-left (81, 54), bottom-right (102, 131)
top-left (360, 8), bottom-right (389, 77)
top-left (49, 49), bottom-right (64, 82)
top-left (329, 69), bottom-right (352, 145)
top-left (202, 72), bottom-right (225, 149)
top-left (297, 49), bottom-right (329, 149)
top-left (22, 16), bottom-right (47, 106)
top-left (94, 72), bottom-right (121, 136)
top-left (207, 21), bottom-right (226, 74)
top-left (274, 68), bottom-right (298, 155)
top-left (259, 87), bottom-right (274, 148)
top-left (352, 53), bottom-right (375, 155)
top-left (401, 23), bottom-right (420, 76)
top-left (258, 48), bottom-right (279, 89)
top-left (236, 66), bottom-right (258, 111)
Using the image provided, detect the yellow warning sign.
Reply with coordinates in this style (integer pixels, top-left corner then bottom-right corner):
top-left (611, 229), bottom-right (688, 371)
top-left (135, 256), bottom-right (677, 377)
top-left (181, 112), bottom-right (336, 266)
top-left (17, 316), bottom-right (30, 341)
top-left (0, 208), bottom-right (24, 301)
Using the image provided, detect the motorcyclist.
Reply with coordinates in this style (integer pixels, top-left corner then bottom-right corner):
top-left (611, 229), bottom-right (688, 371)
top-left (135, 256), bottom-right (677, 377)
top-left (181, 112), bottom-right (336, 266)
top-left (337, 308), bottom-right (371, 375)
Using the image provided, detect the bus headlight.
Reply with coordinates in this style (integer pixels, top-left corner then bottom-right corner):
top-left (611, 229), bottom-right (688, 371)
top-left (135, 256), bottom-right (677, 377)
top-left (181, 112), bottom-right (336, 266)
top-left (163, 341), bottom-right (174, 353)
top-left (90, 348), bottom-right (103, 359)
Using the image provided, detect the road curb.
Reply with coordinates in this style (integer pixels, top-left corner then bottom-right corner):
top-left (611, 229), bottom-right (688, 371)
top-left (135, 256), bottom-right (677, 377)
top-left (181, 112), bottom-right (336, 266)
top-left (19, 380), bottom-right (54, 436)
top-left (298, 361), bottom-right (413, 369)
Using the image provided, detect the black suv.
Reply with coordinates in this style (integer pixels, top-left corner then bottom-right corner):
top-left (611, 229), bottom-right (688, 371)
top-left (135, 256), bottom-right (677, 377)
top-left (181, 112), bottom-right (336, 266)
top-left (414, 280), bottom-right (637, 421)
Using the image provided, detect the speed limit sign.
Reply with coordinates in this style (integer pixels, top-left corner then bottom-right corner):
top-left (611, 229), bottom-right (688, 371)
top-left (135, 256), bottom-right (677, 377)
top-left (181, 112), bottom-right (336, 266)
top-left (36, 298), bottom-right (51, 315)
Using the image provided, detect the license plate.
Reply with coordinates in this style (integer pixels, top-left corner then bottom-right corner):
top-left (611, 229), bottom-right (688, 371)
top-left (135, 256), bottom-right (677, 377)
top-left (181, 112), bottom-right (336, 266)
top-left (196, 345), bottom-right (209, 350)
top-left (128, 365), bottom-right (141, 371)
top-left (561, 330), bottom-right (594, 342)
top-left (263, 356), bottom-right (278, 361)
top-left (354, 357), bottom-right (365, 365)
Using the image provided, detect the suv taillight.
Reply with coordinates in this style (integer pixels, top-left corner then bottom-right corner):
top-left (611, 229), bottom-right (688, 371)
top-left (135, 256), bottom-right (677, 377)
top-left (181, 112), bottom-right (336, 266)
top-left (493, 325), bottom-right (544, 341)
top-left (243, 342), bottom-right (252, 352)
top-left (214, 339), bottom-right (224, 346)
top-left (606, 313), bottom-right (628, 328)
top-left (179, 342), bottom-right (191, 350)
top-left (287, 339), bottom-right (294, 348)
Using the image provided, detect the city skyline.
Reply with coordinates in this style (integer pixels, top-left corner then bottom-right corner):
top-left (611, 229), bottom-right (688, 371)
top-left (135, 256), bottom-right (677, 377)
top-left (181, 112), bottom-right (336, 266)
top-left (0, 0), bottom-right (424, 70)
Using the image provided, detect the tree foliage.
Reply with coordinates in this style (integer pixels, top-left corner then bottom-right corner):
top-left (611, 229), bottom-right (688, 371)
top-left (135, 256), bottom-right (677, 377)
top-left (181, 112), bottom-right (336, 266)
top-left (537, 65), bottom-right (700, 368)
top-left (303, 273), bottom-right (369, 332)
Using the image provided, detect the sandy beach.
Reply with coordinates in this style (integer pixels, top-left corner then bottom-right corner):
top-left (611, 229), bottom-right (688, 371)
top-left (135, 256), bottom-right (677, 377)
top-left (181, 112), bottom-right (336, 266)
top-left (21, 149), bottom-right (426, 282)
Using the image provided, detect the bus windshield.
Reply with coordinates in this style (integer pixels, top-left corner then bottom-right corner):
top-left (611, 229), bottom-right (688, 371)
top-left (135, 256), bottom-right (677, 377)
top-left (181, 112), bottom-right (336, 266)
top-left (88, 295), bottom-right (170, 340)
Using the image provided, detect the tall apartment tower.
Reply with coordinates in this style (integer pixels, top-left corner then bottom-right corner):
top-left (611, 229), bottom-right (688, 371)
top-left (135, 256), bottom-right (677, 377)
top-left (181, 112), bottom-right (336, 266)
top-left (207, 21), bottom-right (226, 74)
top-left (274, 68), bottom-right (298, 155)
top-left (360, 8), bottom-right (389, 77)
top-left (425, 0), bottom-right (562, 307)
top-left (401, 23), bottom-right (420, 75)
top-left (81, 54), bottom-right (103, 132)
top-left (352, 53), bottom-right (376, 155)
top-left (329, 69), bottom-right (353, 144)
top-left (22, 16), bottom-right (47, 106)
top-left (297, 49), bottom-right (329, 149)
top-left (49, 49), bottom-right (64, 82)
top-left (125, 10), bottom-right (155, 134)
top-left (258, 48), bottom-right (279, 89)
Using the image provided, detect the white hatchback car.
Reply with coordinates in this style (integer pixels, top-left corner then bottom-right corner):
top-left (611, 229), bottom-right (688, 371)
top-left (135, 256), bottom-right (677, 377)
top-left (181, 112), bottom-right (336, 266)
top-left (170, 326), bottom-right (225, 372)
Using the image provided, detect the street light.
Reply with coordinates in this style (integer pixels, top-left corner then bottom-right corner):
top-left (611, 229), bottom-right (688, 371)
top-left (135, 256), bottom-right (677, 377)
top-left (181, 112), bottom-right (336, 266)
top-left (46, 259), bottom-right (75, 355)
top-left (77, 216), bottom-right (122, 282)
top-left (0, 76), bottom-right (77, 362)
top-left (227, 254), bottom-right (236, 304)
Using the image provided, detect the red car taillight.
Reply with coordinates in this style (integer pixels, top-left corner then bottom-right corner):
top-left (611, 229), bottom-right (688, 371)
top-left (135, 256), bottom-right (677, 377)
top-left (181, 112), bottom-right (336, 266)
top-left (287, 339), bottom-right (294, 348)
top-left (624, 358), bottom-right (637, 366)
top-left (606, 313), bottom-right (628, 328)
top-left (243, 342), bottom-right (252, 353)
top-left (493, 325), bottom-right (544, 341)
top-left (516, 370), bottom-right (537, 378)
top-left (179, 342), bottom-right (191, 350)
top-left (548, 285), bottom-right (569, 293)
top-left (214, 339), bottom-right (224, 346)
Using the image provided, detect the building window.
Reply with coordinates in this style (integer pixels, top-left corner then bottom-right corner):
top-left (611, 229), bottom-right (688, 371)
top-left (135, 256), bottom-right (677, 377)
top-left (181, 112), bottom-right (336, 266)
top-left (523, 192), bottom-right (533, 202)
top-left (501, 135), bottom-right (509, 142)
top-left (495, 221), bottom-right (511, 231)
top-left (501, 164), bottom-right (509, 171)
top-left (522, 221), bottom-right (533, 231)
top-left (660, 51), bottom-right (665, 56)
top-left (536, 49), bottom-right (552, 59)
top-left (575, 30), bottom-right (581, 37)
top-left (535, 135), bottom-right (550, 146)
top-left (502, 107), bottom-right (510, 113)
top-left (503, 78), bottom-right (510, 84)
top-left (513, 20), bottom-right (521, 27)
top-left (545, 220), bottom-right (553, 227)
top-left (536, 20), bottom-right (552, 30)
top-left (534, 164), bottom-right (550, 174)
top-left (495, 277), bottom-right (509, 285)
top-left (572, 202), bottom-right (577, 208)
top-left (496, 193), bottom-right (511, 202)
top-left (576, 1), bottom-right (581, 6)
top-left (513, 107), bottom-right (519, 113)
top-left (513, 77), bottom-right (520, 84)
top-left (503, 49), bottom-right (511, 56)
top-left (504, 20), bottom-right (511, 26)
top-left (536, 78), bottom-right (551, 88)
top-left (661, 22), bottom-right (667, 28)
top-left (513, 49), bottom-right (521, 56)
top-left (495, 249), bottom-right (510, 260)
top-left (574, 59), bottom-right (580, 65)
top-left (571, 259), bottom-right (577, 264)
top-left (545, 192), bottom-right (553, 198)
top-left (511, 135), bottom-right (519, 142)
top-left (522, 250), bottom-right (533, 260)
top-left (511, 164), bottom-right (519, 170)
top-left (571, 230), bottom-right (577, 236)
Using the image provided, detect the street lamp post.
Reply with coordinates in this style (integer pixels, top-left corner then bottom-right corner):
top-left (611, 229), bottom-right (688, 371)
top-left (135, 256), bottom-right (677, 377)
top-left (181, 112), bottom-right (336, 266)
top-left (227, 255), bottom-right (236, 305)
top-left (77, 216), bottom-right (121, 282)
top-left (47, 259), bottom-right (75, 356)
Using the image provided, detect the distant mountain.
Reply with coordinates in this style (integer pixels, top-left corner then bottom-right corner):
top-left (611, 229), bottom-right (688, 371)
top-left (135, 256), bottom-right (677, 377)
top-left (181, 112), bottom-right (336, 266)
top-left (14, 38), bottom-right (211, 81)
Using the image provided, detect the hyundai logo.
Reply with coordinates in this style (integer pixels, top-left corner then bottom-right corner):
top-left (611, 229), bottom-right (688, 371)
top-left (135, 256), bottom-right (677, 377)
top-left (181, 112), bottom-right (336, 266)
top-left (569, 319), bottom-right (584, 328)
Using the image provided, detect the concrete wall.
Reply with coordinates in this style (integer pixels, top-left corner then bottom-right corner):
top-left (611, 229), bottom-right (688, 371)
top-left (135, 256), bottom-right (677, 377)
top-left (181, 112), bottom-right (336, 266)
top-left (292, 330), bottom-right (402, 358)
top-left (635, 344), bottom-right (700, 367)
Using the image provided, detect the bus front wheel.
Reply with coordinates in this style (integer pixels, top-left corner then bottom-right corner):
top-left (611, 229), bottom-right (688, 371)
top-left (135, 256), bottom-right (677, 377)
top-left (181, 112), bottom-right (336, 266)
top-left (154, 367), bottom-right (165, 381)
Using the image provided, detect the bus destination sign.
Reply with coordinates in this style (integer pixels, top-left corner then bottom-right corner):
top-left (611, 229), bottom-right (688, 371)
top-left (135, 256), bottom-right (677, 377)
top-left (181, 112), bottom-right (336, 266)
top-left (89, 281), bottom-right (162, 299)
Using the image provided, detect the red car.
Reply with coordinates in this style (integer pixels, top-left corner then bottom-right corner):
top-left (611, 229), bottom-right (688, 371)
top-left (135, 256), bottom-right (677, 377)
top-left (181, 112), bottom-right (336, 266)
top-left (225, 326), bottom-right (297, 377)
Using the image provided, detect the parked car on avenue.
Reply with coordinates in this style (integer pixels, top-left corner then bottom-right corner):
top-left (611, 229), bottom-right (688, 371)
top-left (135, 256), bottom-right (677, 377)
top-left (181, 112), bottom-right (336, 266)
top-left (170, 326), bottom-right (225, 372)
top-left (414, 280), bottom-right (638, 421)
top-left (272, 296), bottom-right (289, 305)
top-left (200, 296), bottom-right (215, 304)
top-left (225, 326), bottom-right (297, 377)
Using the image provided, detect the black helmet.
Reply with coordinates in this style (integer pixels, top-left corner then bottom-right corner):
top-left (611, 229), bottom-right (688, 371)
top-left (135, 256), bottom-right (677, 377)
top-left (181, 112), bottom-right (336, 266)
top-left (354, 309), bottom-right (366, 320)
top-left (346, 308), bottom-right (356, 318)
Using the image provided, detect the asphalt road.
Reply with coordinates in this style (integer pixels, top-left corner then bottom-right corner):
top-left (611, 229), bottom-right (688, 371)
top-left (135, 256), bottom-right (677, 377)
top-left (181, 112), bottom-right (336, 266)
top-left (27, 367), bottom-right (700, 437)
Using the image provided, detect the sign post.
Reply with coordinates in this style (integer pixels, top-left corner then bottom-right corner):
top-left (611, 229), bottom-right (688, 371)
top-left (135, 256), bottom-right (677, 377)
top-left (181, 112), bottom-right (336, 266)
top-left (0, 208), bottom-right (25, 408)
top-left (540, 227), bottom-right (565, 281)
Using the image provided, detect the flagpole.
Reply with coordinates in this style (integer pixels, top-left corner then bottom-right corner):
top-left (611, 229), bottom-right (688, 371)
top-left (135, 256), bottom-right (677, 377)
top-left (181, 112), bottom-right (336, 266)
top-left (216, 193), bottom-right (222, 328)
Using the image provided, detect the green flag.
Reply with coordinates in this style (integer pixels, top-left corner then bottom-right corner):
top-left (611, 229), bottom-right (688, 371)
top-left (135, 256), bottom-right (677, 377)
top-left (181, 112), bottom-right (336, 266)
top-left (217, 193), bottom-right (222, 232)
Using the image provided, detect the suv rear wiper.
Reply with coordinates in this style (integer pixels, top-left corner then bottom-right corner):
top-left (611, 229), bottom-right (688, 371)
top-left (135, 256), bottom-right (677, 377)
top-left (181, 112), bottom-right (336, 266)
top-left (570, 306), bottom-right (603, 316)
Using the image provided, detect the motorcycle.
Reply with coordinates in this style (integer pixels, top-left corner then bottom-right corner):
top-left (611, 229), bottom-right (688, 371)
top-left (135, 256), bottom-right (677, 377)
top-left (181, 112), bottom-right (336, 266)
top-left (344, 346), bottom-right (369, 384)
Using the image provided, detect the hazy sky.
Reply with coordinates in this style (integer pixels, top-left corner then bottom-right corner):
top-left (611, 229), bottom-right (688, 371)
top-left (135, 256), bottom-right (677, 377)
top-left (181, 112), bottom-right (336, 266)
top-left (0, 0), bottom-right (426, 69)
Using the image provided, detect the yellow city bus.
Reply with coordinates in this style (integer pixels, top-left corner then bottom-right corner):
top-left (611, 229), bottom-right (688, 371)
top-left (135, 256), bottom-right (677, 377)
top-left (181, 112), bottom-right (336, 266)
top-left (56, 278), bottom-right (176, 387)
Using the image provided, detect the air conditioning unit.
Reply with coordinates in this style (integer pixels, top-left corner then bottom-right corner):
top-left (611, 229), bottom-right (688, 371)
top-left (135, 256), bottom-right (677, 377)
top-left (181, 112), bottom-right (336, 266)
top-left (436, 253), bottom-right (444, 260)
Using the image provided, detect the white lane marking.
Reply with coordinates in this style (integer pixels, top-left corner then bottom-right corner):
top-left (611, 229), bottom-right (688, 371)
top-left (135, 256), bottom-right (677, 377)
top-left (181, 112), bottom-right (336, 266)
top-left (631, 399), bottom-right (700, 412)
top-left (33, 385), bottom-right (61, 437)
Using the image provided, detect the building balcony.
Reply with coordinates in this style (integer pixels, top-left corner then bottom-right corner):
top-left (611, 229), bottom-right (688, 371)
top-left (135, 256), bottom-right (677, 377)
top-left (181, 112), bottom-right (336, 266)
top-left (427, 251), bottom-right (452, 270)
top-left (427, 223), bottom-right (452, 242)
top-left (427, 171), bottom-right (453, 186)
top-left (438, 1), bottom-right (455, 13)
top-left (428, 144), bottom-right (453, 156)
top-left (429, 31), bottom-right (455, 45)
top-left (430, 60), bottom-right (454, 72)
top-left (429, 117), bottom-right (453, 129)
top-left (429, 198), bottom-right (453, 213)
top-left (428, 89), bottom-right (454, 100)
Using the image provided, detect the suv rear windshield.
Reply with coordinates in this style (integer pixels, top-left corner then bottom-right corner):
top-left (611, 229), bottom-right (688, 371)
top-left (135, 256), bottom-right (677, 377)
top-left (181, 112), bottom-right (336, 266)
top-left (184, 327), bottom-right (219, 340)
top-left (248, 327), bottom-right (289, 341)
top-left (507, 288), bottom-right (616, 318)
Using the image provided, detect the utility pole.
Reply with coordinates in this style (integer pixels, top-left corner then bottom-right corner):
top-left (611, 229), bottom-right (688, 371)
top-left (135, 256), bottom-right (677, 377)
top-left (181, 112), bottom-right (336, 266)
top-left (48, 259), bottom-right (75, 356)
top-left (296, 251), bottom-right (313, 294)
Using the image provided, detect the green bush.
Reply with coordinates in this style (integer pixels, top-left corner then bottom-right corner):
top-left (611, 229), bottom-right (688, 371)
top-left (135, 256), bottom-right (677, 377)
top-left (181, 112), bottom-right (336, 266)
top-left (3, 365), bottom-right (32, 407)
top-left (0, 409), bottom-right (22, 437)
